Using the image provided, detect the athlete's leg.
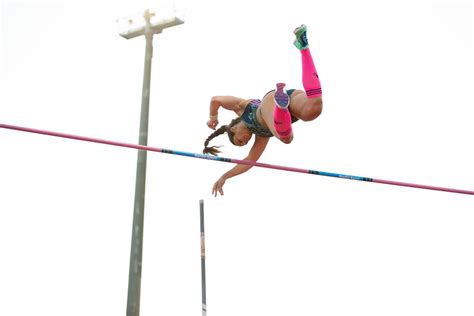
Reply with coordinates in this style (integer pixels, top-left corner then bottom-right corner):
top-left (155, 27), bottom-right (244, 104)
top-left (259, 88), bottom-right (320, 143)
top-left (258, 90), bottom-right (293, 144)
top-left (292, 24), bottom-right (323, 121)
top-left (287, 90), bottom-right (322, 121)
top-left (273, 83), bottom-right (293, 142)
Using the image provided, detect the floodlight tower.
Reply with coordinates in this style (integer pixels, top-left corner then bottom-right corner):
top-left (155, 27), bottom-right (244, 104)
top-left (118, 9), bottom-right (183, 316)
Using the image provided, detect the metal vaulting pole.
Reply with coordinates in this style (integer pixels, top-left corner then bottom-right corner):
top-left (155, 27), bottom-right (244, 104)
top-left (200, 200), bottom-right (207, 316)
top-left (127, 11), bottom-right (154, 316)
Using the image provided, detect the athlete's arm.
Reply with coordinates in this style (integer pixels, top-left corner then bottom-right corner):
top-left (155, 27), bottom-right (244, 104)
top-left (212, 136), bottom-right (269, 196)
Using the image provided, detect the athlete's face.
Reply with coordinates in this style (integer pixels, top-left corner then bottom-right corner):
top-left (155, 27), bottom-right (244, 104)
top-left (230, 122), bottom-right (252, 146)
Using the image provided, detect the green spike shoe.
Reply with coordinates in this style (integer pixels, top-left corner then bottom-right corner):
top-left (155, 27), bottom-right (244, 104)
top-left (293, 24), bottom-right (308, 50)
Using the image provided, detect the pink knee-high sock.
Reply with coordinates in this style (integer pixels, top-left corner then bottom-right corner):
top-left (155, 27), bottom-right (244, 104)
top-left (273, 107), bottom-right (293, 139)
top-left (301, 48), bottom-right (322, 98)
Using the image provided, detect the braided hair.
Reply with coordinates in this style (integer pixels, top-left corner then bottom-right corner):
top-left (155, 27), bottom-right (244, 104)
top-left (203, 117), bottom-right (242, 156)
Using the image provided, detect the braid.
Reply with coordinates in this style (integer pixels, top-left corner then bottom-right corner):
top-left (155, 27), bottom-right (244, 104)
top-left (203, 125), bottom-right (227, 156)
top-left (202, 117), bottom-right (243, 156)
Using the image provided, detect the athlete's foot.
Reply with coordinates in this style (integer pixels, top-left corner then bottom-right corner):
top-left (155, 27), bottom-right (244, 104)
top-left (274, 83), bottom-right (289, 108)
top-left (293, 24), bottom-right (309, 50)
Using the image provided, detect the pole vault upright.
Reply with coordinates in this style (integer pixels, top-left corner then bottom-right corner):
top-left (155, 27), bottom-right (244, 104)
top-left (200, 200), bottom-right (207, 316)
top-left (118, 9), bottom-right (184, 316)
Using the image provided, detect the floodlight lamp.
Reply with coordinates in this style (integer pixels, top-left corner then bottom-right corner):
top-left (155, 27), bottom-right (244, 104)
top-left (117, 8), bottom-right (184, 39)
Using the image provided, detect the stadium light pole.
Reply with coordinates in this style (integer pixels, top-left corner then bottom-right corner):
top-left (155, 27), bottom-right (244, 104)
top-left (118, 9), bottom-right (184, 316)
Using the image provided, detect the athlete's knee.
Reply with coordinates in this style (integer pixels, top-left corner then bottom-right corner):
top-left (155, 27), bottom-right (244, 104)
top-left (279, 134), bottom-right (293, 144)
top-left (311, 96), bottom-right (323, 108)
top-left (301, 97), bottom-right (323, 121)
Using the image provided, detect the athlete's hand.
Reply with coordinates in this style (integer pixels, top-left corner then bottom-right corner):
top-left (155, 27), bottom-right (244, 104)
top-left (212, 176), bottom-right (226, 197)
top-left (207, 118), bottom-right (219, 130)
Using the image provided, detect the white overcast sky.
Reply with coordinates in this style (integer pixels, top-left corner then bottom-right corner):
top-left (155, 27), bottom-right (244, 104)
top-left (1, 0), bottom-right (473, 315)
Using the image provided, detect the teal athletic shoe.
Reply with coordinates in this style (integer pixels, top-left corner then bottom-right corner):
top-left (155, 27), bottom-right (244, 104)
top-left (274, 83), bottom-right (289, 108)
top-left (293, 24), bottom-right (309, 50)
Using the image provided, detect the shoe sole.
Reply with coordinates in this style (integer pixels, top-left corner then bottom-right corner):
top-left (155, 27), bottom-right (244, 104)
top-left (274, 83), bottom-right (289, 108)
